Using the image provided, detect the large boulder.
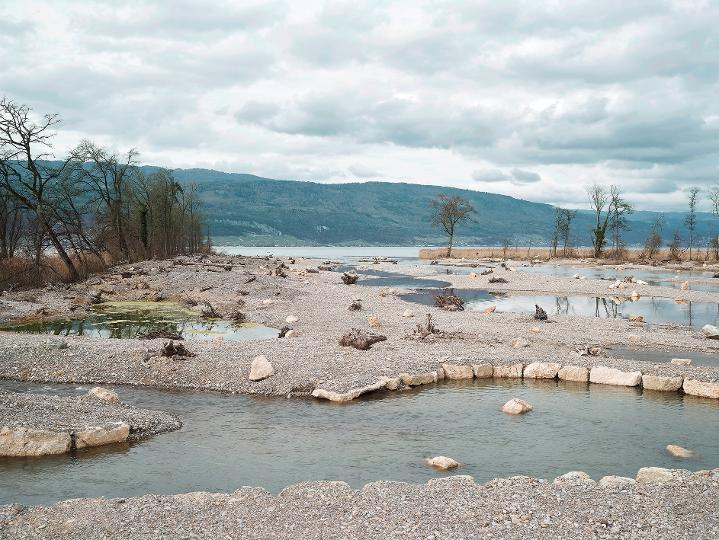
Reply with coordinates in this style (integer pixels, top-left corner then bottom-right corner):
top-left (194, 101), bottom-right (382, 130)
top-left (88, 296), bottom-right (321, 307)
top-left (493, 363), bottom-right (524, 378)
top-left (0, 427), bottom-right (71, 456)
top-left (87, 387), bottom-right (120, 404)
top-left (249, 355), bottom-right (274, 381)
top-left (666, 444), bottom-right (695, 458)
top-left (558, 365), bottom-right (589, 382)
top-left (472, 363), bottom-right (493, 379)
top-left (553, 471), bottom-right (595, 486)
top-left (702, 324), bottom-right (719, 339)
top-left (642, 374), bottom-right (683, 392)
top-left (523, 362), bottom-right (560, 379)
top-left (598, 476), bottom-right (636, 488)
top-left (426, 456), bottom-right (459, 470)
top-left (399, 371), bottom-right (439, 386)
top-left (75, 422), bottom-right (130, 449)
top-left (502, 398), bottom-right (533, 415)
top-left (589, 366), bottom-right (642, 387)
top-left (682, 379), bottom-right (719, 399)
top-left (441, 363), bottom-right (474, 380)
top-left (636, 467), bottom-right (690, 483)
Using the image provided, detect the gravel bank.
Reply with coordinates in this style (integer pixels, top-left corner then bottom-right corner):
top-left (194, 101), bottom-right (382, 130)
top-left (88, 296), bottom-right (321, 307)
top-left (0, 390), bottom-right (181, 443)
top-left (2, 471), bottom-right (718, 539)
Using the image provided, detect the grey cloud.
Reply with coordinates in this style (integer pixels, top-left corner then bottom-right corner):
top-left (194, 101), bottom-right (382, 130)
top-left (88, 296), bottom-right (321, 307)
top-left (236, 102), bottom-right (280, 123)
top-left (510, 168), bottom-right (541, 183)
top-left (349, 164), bottom-right (380, 178)
top-left (472, 168), bottom-right (511, 182)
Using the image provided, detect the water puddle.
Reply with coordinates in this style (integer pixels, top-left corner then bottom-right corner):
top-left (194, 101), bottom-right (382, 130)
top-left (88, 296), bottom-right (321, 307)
top-left (0, 301), bottom-right (278, 342)
top-left (1, 379), bottom-right (717, 506)
top-left (399, 288), bottom-right (719, 328)
top-left (335, 265), bottom-right (451, 289)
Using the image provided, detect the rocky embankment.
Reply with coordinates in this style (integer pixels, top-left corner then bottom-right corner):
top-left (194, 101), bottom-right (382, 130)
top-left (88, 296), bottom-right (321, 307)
top-left (2, 470), bottom-right (718, 539)
top-left (0, 388), bottom-right (181, 456)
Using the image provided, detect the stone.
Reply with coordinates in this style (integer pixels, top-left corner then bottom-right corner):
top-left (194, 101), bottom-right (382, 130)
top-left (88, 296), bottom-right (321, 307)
top-left (630, 290), bottom-right (640, 301)
top-left (472, 363), bottom-right (493, 378)
top-left (87, 387), bottom-right (120, 404)
top-left (680, 280), bottom-right (689, 290)
top-left (469, 272), bottom-right (478, 279)
top-left (523, 362), bottom-right (560, 379)
top-left (636, 467), bottom-right (689, 483)
top-left (367, 314), bottom-right (381, 328)
top-left (682, 379), bottom-right (719, 399)
top-left (635, 279), bottom-right (648, 285)
top-left (44, 338), bottom-right (69, 350)
top-left (642, 374), bottom-right (683, 392)
top-left (628, 314), bottom-right (644, 323)
top-left (285, 329), bottom-right (299, 338)
top-left (598, 475), bottom-right (636, 488)
top-left (553, 471), bottom-right (594, 485)
top-left (511, 337), bottom-right (529, 349)
top-left (399, 371), bottom-right (439, 386)
top-left (589, 366), bottom-right (642, 387)
top-left (671, 358), bottom-right (692, 366)
top-left (529, 326), bottom-right (541, 333)
top-left (441, 363), bottom-right (474, 380)
top-left (426, 456), bottom-right (459, 470)
top-left (484, 305), bottom-right (496, 314)
top-left (249, 355), bottom-right (274, 381)
top-left (493, 363), bottom-right (523, 378)
top-left (75, 422), bottom-right (130, 449)
top-left (502, 398), bottom-right (533, 415)
top-left (384, 377), bottom-right (401, 391)
top-left (666, 444), bottom-right (695, 458)
top-left (402, 309), bottom-right (414, 318)
top-left (312, 378), bottom-right (390, 402)
top-left (0, 427), bottom-right (71, 456)
top-left (701, 324), bottom-right (719, 339)
top-left (558, 365), bottom-right (590, 382)
top-left (285, 315), bottom-right (299, 324)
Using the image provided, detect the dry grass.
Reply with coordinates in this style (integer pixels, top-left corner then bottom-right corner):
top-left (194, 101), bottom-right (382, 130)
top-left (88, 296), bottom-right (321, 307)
top-left (0, 253), bottom-right (112, 290)
top-left (419, 246), bottom-right (719, 264)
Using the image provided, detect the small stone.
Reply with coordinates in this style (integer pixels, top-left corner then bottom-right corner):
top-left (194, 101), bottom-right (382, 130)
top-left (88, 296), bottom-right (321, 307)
top-left (558, 365), bottom-right (590, 382)
top-left (511, 337), bottom-right (529, 349)
top-left (472, 363), bottom-right (493, 378)
top-left (628, 314), bottom-right (644, 323)
top-left (285, 315), bottom-right (299, 324)
top-left (249, 355), bottom-right (274, 381)
top-left (87, 387), bottom-right (120, 404)
top-left (367, 315), bottom-right (381, 328)
top-left (441, 363), bottom-right (474, 380)
top-left (680, 280), bottom-right (689, 290)
top-left (630, 290), bottom-right (640, 301)
top-left (553, 471), bottom-right (594, 485)
top-left (484, 305), bottom-right (497, 314)
top-left (469, 272), bottom-right (478, 279)
top-left (285, 329), bottom-right (299, 338)
top-left (44, 338), bottom-right (69, 350)
top-left (523, 362), bottom-right (560, 379)
top-left (666, 444), bottom-right (695, 458)
top-left (402, 309), bottom-right (414, 318)
top-left (502, 398), bottom-right (533, 415)
top-left (399, 371), bottom-right (439, 386)
top-left (426, 456), bottom-right (459, 470)
top-left (671, 358), bottom-right (691, 366)
top-left (598, 475), bottom-right (636, 488)
top-left (636, 467), bottom-right (689, 483)
top-left (702, 324), bottom-right (719, 339)
top-left (529, 326), bottom-right (540, 333)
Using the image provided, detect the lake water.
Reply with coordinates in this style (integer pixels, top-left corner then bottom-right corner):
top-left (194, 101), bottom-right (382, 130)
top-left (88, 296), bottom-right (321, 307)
top-left (2, 379), bottom-right (718, 506)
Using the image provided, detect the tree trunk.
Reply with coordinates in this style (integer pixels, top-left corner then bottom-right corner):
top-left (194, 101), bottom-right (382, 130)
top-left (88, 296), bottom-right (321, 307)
top-left (446, 233), bottom-right (453, 258)
top-left (39, 214), bottom-right (79, 281)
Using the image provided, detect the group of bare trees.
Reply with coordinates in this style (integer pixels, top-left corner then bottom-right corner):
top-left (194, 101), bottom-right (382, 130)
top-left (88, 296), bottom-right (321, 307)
top-left (0, 98), bottom-right (205, 284)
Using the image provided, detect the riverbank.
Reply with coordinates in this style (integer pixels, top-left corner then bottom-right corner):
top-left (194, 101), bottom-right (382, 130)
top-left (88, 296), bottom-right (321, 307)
top-left (2, 470), bottom-right (718, 539)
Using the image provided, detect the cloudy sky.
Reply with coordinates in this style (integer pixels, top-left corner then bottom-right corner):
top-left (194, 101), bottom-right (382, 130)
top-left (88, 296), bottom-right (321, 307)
top-left (2, 0), bottom-right (718, 211)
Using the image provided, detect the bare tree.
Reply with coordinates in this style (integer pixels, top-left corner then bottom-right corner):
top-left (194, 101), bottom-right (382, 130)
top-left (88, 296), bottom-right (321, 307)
top-left (608, 185), bottom-right (633, 259)
top-left (0, 98), bottom-right (79, 280)
top-left (642, 215), bottom-right (664, 259)
top-left (587, 184), bottom-right (610, 258)
top-left (685, 187), bottom-right (700, 260)
top-left (430, 194), bottom-right (474, 257)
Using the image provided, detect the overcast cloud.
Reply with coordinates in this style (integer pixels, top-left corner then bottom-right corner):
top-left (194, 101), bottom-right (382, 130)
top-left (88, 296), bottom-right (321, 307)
top-left (1, 0), bottom-right (718, 211)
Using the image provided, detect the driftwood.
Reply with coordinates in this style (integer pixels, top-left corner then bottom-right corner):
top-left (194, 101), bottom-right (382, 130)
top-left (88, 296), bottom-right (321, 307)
top-left (480, 269), bottom-right (494, 275)
top-left (274, 266), bottom-right (288, 278)
top-left (434, 294), bottom-right (464, 311)
top-left (348, 300), bottom-right (362, 311)
top-left (229, 310), bottom-right (246, 323)
top-left (317, 265), bottom-right (335, 271)
top-left (197, 301), bottom-right (219, 318)
top-left (161, 340), bottom-right (195, 357)
top-left (534, 305), bottom-right (548, 321)
top-left (306, 268), bottom-right (319, 274)
top-left (429, 260), bottom-right (438, 265)
top-left (278, 325), bottom-right (291, 338)
top-left (488, 276), bottom-right (508, 284)
top-left (342, 273), bottom-right (359, 285)
top-left (339, 328), bottom-right (387, 350)
top-left (414, 313), bottom-right (439, 338)
top-left (244, 275), bottom-right (257, 284)
top-left (139, 329), bottom-right (184, 341)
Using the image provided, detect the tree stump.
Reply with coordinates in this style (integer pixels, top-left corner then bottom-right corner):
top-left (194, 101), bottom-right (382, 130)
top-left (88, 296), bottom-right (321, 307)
top-left (339, 328), bottom-right (387, 350)
top-left (161, 341), bottom-right (195, 357)
top-left (534, 304), bottom-right (548, 321)
top-left (434, 294), bottom-right (464, 311)
top-left (488, 276), bottom-right (508, 284)
top-left (342, 273), bottom-right (359, 285)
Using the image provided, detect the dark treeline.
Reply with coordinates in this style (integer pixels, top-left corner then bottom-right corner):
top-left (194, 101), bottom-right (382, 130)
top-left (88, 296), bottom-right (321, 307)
top-left (0, 98), bottom-right (205, 286)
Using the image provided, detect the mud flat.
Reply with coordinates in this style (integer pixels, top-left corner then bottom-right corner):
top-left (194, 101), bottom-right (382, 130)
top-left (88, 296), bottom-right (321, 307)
top-left (2, 471), bottom-right (718, 539)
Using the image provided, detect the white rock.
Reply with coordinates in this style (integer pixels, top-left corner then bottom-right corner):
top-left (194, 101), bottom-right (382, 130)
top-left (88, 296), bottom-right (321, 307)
top-left (493, 363), bottom-right (524, 378)
top-left (553, 471), bottom-right (594, 485)
top-left (523, 362), bottom-right (560, 379)
top-left (680, 280), bottom-right (689, 290)
top-left (666, 444), bottom-right (695, 458)
top-left (285, 329), bottom-right (299, 338)
top-left (682, 379), bottom-right (719, 399)
top-left (558, 365), bottom-right (589, 382)
top-left (598, 475), bottom-right (636, 488)
top-left (636, 467), bottom-right (689, 483)
top-left (702, 324), bottom-right (719, 339)
top-left (399, 371), bottom-right (439, 386)
top-left (75, 422), bottom-right (130, 449)
top-left (472, 363), bottom-right (493, 379)
top-left (635, 279), bottom-right (648, 285)
top-left (0, 427), bottom-right (71, 456)
top-left (249, 355), bottom-right (274, 381)
top-left (367, 314), bottom-right (381, 328)
top-left (589, 366), bottom-right (642, 387)
top-left (285, 315), bottom-right (299, 324)
top-left (628, 314), bottom-right (644, 322)
top-left (484, 305), bottom-right (496, 314)
top-left (671, 358), bottom-right (692, 366)
top-left (630, 290), bottom-right (640, 301)
top-left (427, 456), bottom-right (459, 470)
top-left (511, 337), bottom-right (530, 349)
top-left (469, 272), bottom-right (478, 279)
top-left (87, 387), bottom-right (120, 404)
top-left (502, 398), bottom-right (533, 415)
top-left (441, 363), bottom-right (474, 380)
top-left (642, 374), bottom-right (683, 392)
top-left (402, 309), bottom-right (414, 318)
top-left (312, 378), bottom-right (390, 402)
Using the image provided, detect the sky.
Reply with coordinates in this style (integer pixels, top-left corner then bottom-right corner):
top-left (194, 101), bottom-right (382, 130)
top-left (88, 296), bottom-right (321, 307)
top-left (1, 0), bottom-right (718, 211)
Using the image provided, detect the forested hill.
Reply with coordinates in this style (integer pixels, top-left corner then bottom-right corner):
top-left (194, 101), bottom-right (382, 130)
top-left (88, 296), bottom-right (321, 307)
top-left (161, 167), bottom-right (717, 247)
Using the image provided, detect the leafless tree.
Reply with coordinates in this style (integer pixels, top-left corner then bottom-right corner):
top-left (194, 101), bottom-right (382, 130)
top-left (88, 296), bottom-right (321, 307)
top-left (587, 184), bottom-right (610, 258)
top-left (608, 185), bottom-right (633, 259)
top-left (430, 194), bottom-right (474, 257)
top-left (685, 187), bottom-right (700, 260)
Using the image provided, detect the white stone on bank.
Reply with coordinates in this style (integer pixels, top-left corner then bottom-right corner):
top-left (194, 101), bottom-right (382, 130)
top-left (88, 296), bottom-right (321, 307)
top-left (249, 356), bottom-right (274, 381)
top-left (589, 366), bottom-right (642, 387)
top-left (426, 456), bottom-right (459, 470)
top-left (87, 387), bottom-right (120, 404)
top-left (502, 398), bottom-right (533, 415)
top-left (558, 365), bottom-right (589, 382)
top-left (666, 444), bottom-right (695, 458)
top-left (523, 362), bottom-right (560, 379)
top-left (642, 374), bottom-right (683, 392)
top-left (441, 363), bottom-right (474, 380)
